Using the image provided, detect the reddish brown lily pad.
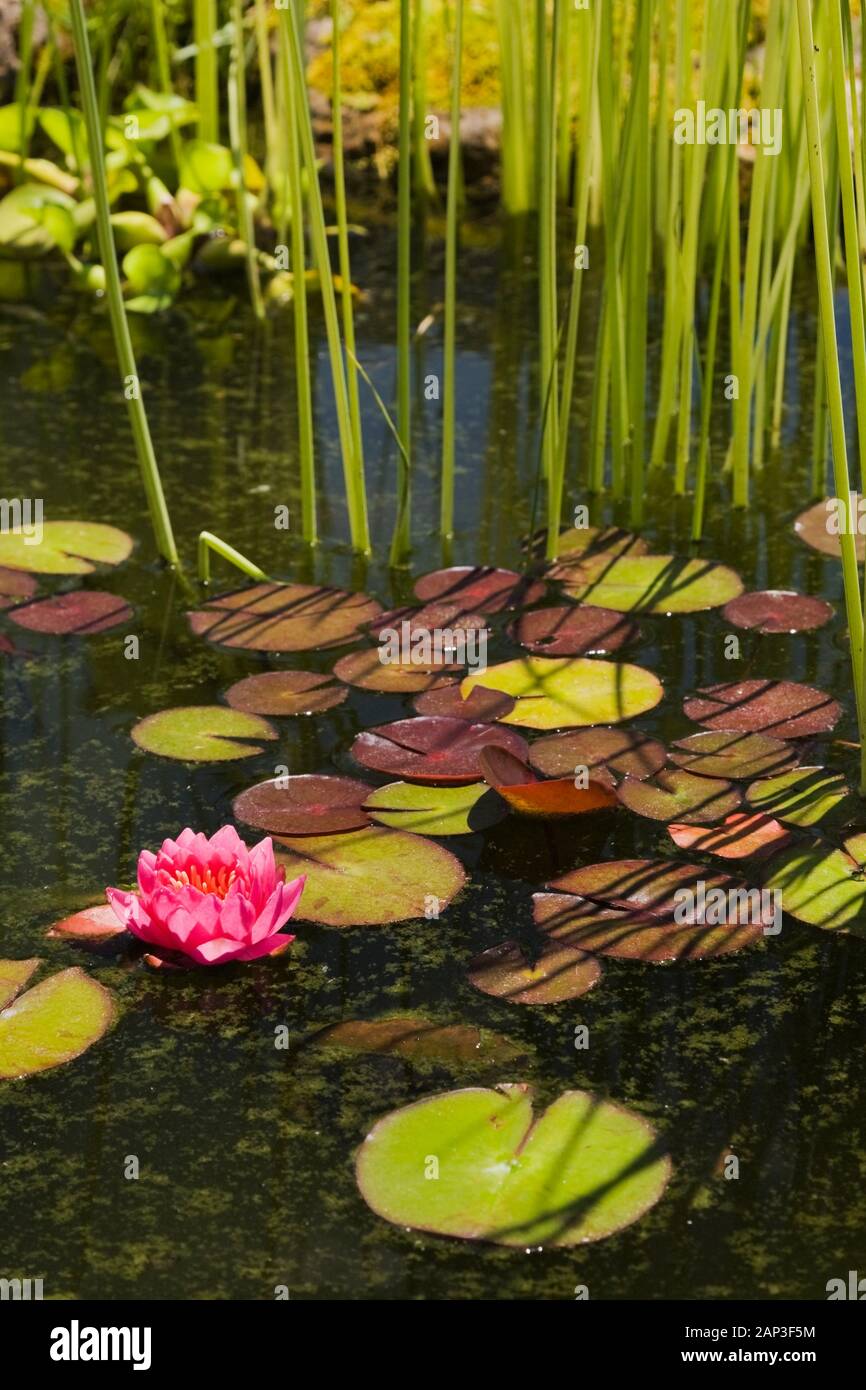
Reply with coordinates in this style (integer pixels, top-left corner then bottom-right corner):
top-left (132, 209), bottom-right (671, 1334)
top-left (467, 939), bottom-right (602, 1005)
top-left (46, 904), bottom-right (127, 941)
top-left (794, 499), bottom-right (866, 560)
top-left (351, 716), bottom-right (529, 785)
top-left (224, 670), bottom-right (348, 716)
top-left (667, 813), bottom-right (792, 860)
top-left (721, 589), bottom-right (834, 634)
top-left (0, 565), bottom-right (38, 610)
top-left (507, 605), bottom-right (639, 657)
top-left (616, 769), bottom-right (742, 824)
top-left (413, 566), bottom-right (545, 614)
top-left (366, 601), bottom-right (488, 638)
top-left (412, 684), bottom-right (517, 722)
top-left (0, 633), bottom-right (17, 656)
top-left (334, 648), bottom-right (459, 694)
top-left (7, 589), bottom-right (132, 634)
top-left (667, 731), bottom-right (799, 780)
top-left (234, 774), bottom-right (373, 835)
top-left (683, 680), bottom-right (842, 738)
top-left (187, 581), bottom-right (383, 652)
top-left (527, 727), bottom-right (666, 789)
top-left (478, 746), bottom-right (617, 817)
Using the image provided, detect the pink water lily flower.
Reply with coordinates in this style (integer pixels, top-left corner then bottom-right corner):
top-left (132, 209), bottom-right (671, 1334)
top-left (106, 826), bottom-right (305, 966)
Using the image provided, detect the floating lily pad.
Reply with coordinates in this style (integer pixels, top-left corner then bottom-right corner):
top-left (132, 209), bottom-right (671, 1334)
top-left (0, 521), bottom-right (133, 575)
top-left (131, 705), bottom-right (278, 761)
top-left (363, 780), bottom-right (505, 835)
top-left (467, 939), bottom-right (602, 1004)
top-left (507, 605), bottom-right (639, 656)
top-left (274, 827), bottom-right (465, 927)
top-left (534, 858), bottom-right (767, 961)
top-left (367, 601), bottom-right (488, 638)
top-left (351, 716), bottom-right (529, 785)
top-left (539, 524), bottom-right (649, 566)
top-left (355, 1083), bottom-right (671, 1246)
top-left (412, 684), bottom-right (517, 722)
top-left (0, 961), bottom-right (114, 1078)
top-left (721, 589), bottom-right (834, 634)
top-left (668, 731), bottom-right (799, 780)
top-left (763, 833), bottom-right (866, 933)
top-left (413, 566), bottom-right (545, 614)
top-left (0, 565), bottom-right (37, 609)
top-left (7, 590), bottom-right (132, 634)
top-left (794, 500), bottom-right (866, 560)
top-left (478, 746), bottom-right (617, 816)
top-left (309, 1016), bottom-right (525, 1065)
top-left (224, 669), bottom-right (348, 716)
top-left (461, 656), bottom-right (663, 730)
top-left (234, 774), bottom-right (373, 835)
top-left (0, 633), bottom-right (16, 657)
top-left (667, 813), bottom-right (792, 860)
top-left (616, 769), bottom-right (742, 824)
top-left (745, 766), bottom-right (854, 827)
top-left (334, 648), bottom-right (459, 693)
top-left (187, 582), bottom-right (383, 651)
top-left (46, 905), bottom-right (127, 941)
top-left (527, 727), bottom-right (666, 788)
top-left (558, 553), bottom-right (743, 613)
top-left (683, 680), bottom-right (842, 738)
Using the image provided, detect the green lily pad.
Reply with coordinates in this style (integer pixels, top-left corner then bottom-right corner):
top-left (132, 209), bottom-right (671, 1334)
top-left (467, 939), bottom-right (602, 1004)
top-left (461, 657), bottom-right (663, 730)
top-left (763, 834), bottom-right (866, 933)
top-left (616, 769), bottom-right (742, 824)
top-left (0, 961), bottom-right (115, 1079)
top-left (131, 705), bottom-right (278, 761)
top-left (745, 766), bottom-right (854, 827)
top-left (363, 780), bottom-right (506, 835)
top-left (0, 521), bottom-right (133, 575)
top-left (355, 1083), bottom-right (671, 1246)
top-left (558, 554), bottom-right (743, 613)
top-left (309, 1017), bottom-right (526, 1065)
top-left (668, 731), bottom-right (799, 780)
top-left (275, 827), bottom-right (466, 927)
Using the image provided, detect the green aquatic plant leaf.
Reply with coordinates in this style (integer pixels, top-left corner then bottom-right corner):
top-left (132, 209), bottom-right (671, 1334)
top-left (131, 705), bottom-right (278, 761)
top-left (461, 656), bottom-right (663, 730)
top-left (745, 766), bottom-right (854, 827)
top-left (363, 780), bottom-right (506, 835)
top-left (762, 834), bottom-right (866, 934)
top-left (616, 769), bottom-right (742, 824)
top-left (558, 554), bottom-right (743, 613)
top-left (275, 827), bottom-right (466, 927)
top-left (123, 243), bottom-right (181, 299)
top-left (0, 961), bottom-right (114, 1079)
top-left (355, 1084), bottom-right (671, 1246)
top-left (0, 521), bottom-right (133, 575)
top-left (467, 938), bottom-right (602, 1004)
top-left (309, 1017), bottom-right (526, 1065)
top-left (0, 182), bottom-right (77, 256)
top-left (668, 731), bottom-right (799, 781)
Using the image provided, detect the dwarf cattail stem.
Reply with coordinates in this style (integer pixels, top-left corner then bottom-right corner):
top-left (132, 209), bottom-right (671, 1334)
top-left (279, 2), bottom-right (370, 553)
top-left (625, 0), bottom-right (651, 524)
top-left (440, 0), bottom-right (464, 540)
top-left (331, 0), bottom-right (364, 480)
top-left (68, 0), bottom-right (178, 569)
top-left (198, 532), bottom-right (267, 585)
top-left (494, 0), bottom-right (532, 214)
top-left (537, 0), bottom-right (560, 509)
top-left (796, 0), bottom-right (865, 780)
top-left (229, 0), bottom-right (264, 321)
top-left (391, 0), bottom-right (413, 565)
top-left (254, 0), bottom-right (279, 198)
top-left (194, 0), bottom-right (219, 141)
top-left (412, 0), bottom-right (437, 203)
top-left (14, 0), bottom-right (34, 180)
top-left (149, 0), bottom-right (182, 173)
top-left (276, 12), bottom-right (316, 543)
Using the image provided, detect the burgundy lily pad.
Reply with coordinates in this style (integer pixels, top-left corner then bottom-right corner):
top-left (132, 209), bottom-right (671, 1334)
top-left (667, 731), bottom-right (799, 780)
top-left (683, 679), bottom-right (842, 738)
top-left (794, 499), bottom-right (866, 560)
top-left (0, 565), bottom-right (37, 609)
top-left (721, 589), bottom-right (834, 634)
top-left (233, 774), bottom-right (373, 835)
top-left (187, 581), bottom-right (383, 651)
top-left (7, 589), bottom-right (132, 634)
top-left (351, 716), bottom-right (529, 785)
top-left (533, 858), bottom-right (767, 961)
top-left (467, 938), bottom-right (602, 1005)
top-left (616, 769), bottom-right (742, 824)
top-left (478, 746), bottom-right (617, 817)
top-left (334, 648), bottom-right (459, 693)
top-left (412, 684), bottom-right (517, 722)
top-left (224, 670), bottom-right (348, 716)
top-left (309, 1016), bottom-right (527, 1065)
top-left (507, 605), bottom-right (639, 657)
top-left (0, 633), bottom-right (17, 656)
top-left (413, 566), bottom-right (545, 614)
top-left (527, 727), bottom-right (666, 789)
top-left (667, 813), bottom-right (792, 860)
top-left (366, 601), bottom-right (488, 638)
top-left (46, 904), bottom-right (127, 940)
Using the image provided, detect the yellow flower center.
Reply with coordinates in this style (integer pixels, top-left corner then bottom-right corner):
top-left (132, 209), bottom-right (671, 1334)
top-left (167, 864), bottom-right (241, 899)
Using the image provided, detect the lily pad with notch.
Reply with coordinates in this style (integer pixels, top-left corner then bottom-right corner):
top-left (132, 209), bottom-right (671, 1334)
top-left (478, 746), bottom-right (617, 817)
top-left (234, 774), bottom-right (373, 836)
top-left (667, 813), bottom-right (792, 860)
top-left (557, 553), bottom-right (743, 613)
top-left (616, 769), bottom-right (742, 824)
top-left (467, 938), bottom-right (602, 1005)
top-left (683, 680), bottom-right (842, 738)
top-left (308, 1016), bottom-right (527, 1065)
top-left (363, 780), bottom-right (506, 835)
top-left (334, 648), bottom-right (460, 694)
top-left (0, 565), bottom-right (37, 609)
top-left (721, 589), bottom-right (834, 634)
top-left (668, 731), bottom-right (799, 780)
top-left (0, 959), bottom-right (115, 1079)
top-left (0, 521), bottom-right (133, 575)
top-left (131, 706), bottom-right (278, 762)
top-left (187, 581), bottom-right (383, 652)
top-left (745, 766), bottom-right (854, 827)
top-left (351, 716), bottom-right (529, 785)
top-left (412, 684), bottom-right (517, 722)
top-left (224, 669), bottom-right (347, 717)
top-left (366, 601), bottom-right (488, 639)
top-left (507, 604), bottom-right (639, 657)
top-left (528, 727), bottom-right (666, 788)
top-left (762, 832), bottom-right (866, 934)
top-left (461, 656), bottom-right (663, 730)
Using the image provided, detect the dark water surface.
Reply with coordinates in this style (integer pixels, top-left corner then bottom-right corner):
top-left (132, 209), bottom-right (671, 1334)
top-left (1, 197), bottom-right (865, 1300)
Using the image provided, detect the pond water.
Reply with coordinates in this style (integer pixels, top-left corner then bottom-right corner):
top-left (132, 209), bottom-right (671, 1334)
top-left (1, 190), bottom-right (865, 1299)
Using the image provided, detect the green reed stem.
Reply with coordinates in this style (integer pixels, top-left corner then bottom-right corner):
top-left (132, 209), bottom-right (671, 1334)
top-left (495, 0), bottom-right (532, 214)
top-left (392, 0), bottom-right (413, 564)
top-left (412, 0), bottom-right (437, 202)
top-left (538, 0), bottom-right (559, 504)
top-left (194, 0), bottom-right (219, 141)
top-left (440, 0), bottom-right (464, 540)
top-left (68, 0), bottom-right (178, 568)
top-left (254, 0), bottom-right (279, 196)
top-left (198, 531), bottom-right (267, 584)
top-left (229, 0), bottom-right (264, 320)
top-left (150, 0), bottom-right (183, 172)
top-left (331, 0), bottom-right (364, 479)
